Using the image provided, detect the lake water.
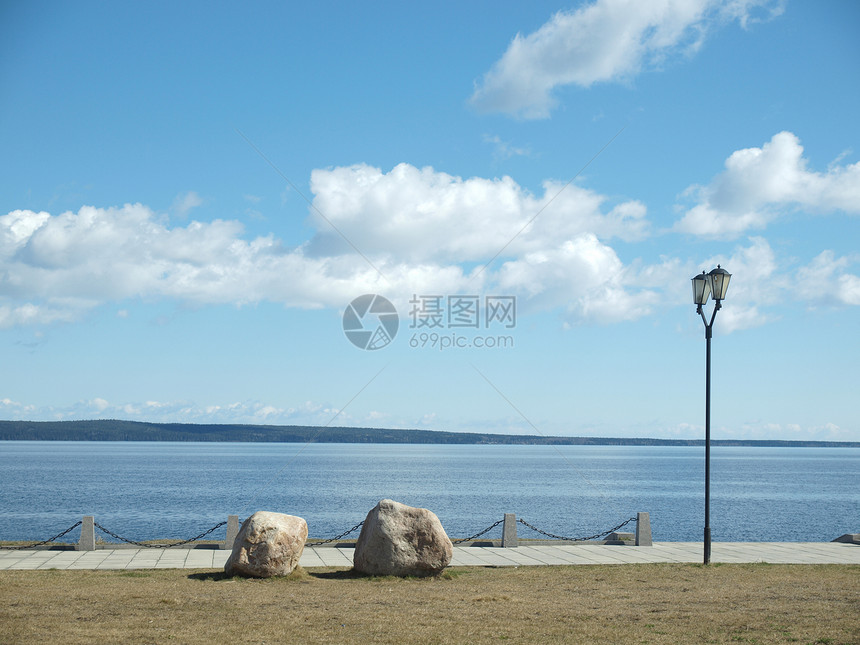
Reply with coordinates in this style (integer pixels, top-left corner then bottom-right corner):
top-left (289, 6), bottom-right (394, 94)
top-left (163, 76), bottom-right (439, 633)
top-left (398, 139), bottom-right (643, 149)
top-left (1, 442), bottom-right (858, 544)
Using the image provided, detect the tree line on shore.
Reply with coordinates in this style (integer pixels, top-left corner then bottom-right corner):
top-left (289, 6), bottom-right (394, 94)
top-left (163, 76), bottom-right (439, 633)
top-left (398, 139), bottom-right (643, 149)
top-left (0, 419), bottom-right (858, 447)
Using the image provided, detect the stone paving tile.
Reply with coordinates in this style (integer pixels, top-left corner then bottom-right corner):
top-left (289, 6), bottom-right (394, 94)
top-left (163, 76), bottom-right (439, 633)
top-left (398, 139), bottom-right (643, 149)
top-left (305, 547), bottom-right (354, 568)
top-left (35, 554), bottom-right (76, 569)
top-left (514, 547), bottom-right (579, 566)
top-left (524, 547), bottom-right (605, 566)
top-left (299, 547), bottom-right (355, 567)
top-left (67, 552), bottom-right (111, 561)
top-left (299, 550), bottom-right (326, 568)
top-left (449, 552), bottom-right (496, 567)
top-left (127, 551), bottom-right (163, 558)
top-left (470, 548), bottom-right (539, 567)
top-left (478, 547), bottom-right (549, 566)
top-left (449, 553), bottom-right (490, 566)
top-left (66, 556), bottom-right (113, 570)
top-left (184, 559), bottom-right (216, 569)
top-left (449, 548), bottom-right (508, 566)
top-left (550, 546), bottom-right (627, 565)
top-left (96, 562), bottom-right (134, 570)
top-left (127, 561), bottom-right (162, 569)
top-left (647, 543), bottom-right (702, 562)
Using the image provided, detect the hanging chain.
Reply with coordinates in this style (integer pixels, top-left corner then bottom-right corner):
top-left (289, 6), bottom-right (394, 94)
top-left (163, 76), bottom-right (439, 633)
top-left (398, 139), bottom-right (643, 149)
top-left (93, 521), bottom-right (227, 549)
top-left (517, 516), bottom-right (637, 542)
top-left (306, 521), bottom-right (365, 546)
top-left (5, 516), bottom-right (640, 551)
top-left (1, 521), bottom-right (83, 551)
top-left (452, 519), bottom-right (505, 544)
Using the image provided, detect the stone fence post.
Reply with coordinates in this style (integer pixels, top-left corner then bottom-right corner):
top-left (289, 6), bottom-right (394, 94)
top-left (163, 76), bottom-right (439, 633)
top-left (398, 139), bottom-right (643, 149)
top-left (502, 513), bottom-right (518, 548)
top-left (635, 512), bottom-right (652, 546)
top-left (224, 515), bottom-right (239, 550)
top-left (78, 515), bottom-right (95, 551)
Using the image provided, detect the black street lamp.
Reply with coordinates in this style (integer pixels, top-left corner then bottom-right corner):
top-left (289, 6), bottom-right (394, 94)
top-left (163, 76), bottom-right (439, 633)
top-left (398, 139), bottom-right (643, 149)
top-left (692, 264), bottom-right (731, 565)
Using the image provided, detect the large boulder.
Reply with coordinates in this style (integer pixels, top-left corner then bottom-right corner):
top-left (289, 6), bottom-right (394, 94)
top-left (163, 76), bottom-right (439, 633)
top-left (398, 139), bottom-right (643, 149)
top-left (225, 511), bottom-right (308, 578)
top-left (353, 499), bottom-right (453, 577)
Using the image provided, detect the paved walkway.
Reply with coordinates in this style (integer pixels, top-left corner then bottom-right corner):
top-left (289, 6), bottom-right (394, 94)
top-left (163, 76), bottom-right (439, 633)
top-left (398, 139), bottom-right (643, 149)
top-left (1, 542), bottom-right (858, 570)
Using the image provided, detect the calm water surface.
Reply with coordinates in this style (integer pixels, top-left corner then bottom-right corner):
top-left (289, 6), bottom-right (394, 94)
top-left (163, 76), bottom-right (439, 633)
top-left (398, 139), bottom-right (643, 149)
top-left (1, 442), bottom-right (857, 543)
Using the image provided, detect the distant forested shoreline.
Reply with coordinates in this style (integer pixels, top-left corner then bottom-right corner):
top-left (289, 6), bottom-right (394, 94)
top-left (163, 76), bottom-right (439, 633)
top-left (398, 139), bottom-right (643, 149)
top-left (0, 419), bottom-right (858, 447)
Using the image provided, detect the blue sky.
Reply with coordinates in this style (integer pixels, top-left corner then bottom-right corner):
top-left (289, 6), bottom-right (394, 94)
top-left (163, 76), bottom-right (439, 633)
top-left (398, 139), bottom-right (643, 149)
top-left (1, 0), bottom-right (858, 440)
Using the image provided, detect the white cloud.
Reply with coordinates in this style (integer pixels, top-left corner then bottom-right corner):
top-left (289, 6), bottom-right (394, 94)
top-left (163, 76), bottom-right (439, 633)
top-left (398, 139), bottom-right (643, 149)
top-left (731, 420), bottom-right (852, 441)
top-left (4, 155), bottom-right (855, 335)
top-left (305, 162), bottom-right (654, 323)
top-left (483, 134), bottom-right (532, 160)
top-left (0, 172), bottom-right (653, 330)
top-left (470, 0), bottom-right (783, 119)
top-left (308, 162), bottom-right (648, 264)
top-left (795, 250), bottom-right (860, 307)
top-left (0, 302), bottom-right (82, 329)
top-left (0, 210), bottom-right (51, 254)
top-left (496, 233), bottom-right (659, 323)
top-left (675, 131), bottom-right (860, 238)
top-left (0, 203), bottom-right (392, 317)
top-left (0, 397), bottom-right (36, 416)
top-left (171, 191), bottom-right (203, 218)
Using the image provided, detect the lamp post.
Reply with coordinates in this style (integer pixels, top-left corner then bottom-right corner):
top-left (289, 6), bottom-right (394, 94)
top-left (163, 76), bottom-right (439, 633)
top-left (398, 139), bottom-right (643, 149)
top-left (692, 265), bottom-right (731, 565)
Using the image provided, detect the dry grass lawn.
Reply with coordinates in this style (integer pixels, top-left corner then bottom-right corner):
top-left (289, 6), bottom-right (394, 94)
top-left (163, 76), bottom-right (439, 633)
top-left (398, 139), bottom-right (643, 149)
top-left (1, 563), bottom-right (858, 644)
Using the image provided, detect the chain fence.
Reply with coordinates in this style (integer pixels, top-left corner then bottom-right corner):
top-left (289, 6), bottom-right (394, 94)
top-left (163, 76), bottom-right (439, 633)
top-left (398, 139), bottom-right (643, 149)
top-left (3, 515), bottom-right (640, 551)
top-left (451, 519), bottom-right (505, 544)
top-left (517, 516), bottom-right (637, 542)
top-left (450, 516), bottom-right (637, 544)
top-left (0, 521), bottom-right (83, 551)
top-left (92, 521), bottom-right (227, 549)
top-left (306, 520), bottom-right (365, 546)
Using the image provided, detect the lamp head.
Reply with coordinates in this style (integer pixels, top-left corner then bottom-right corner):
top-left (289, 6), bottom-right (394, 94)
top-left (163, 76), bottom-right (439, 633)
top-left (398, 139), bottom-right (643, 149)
top-left (692, 270), bottom-right (711, 306)
top-left (708, 265), bottom-right (731, 301)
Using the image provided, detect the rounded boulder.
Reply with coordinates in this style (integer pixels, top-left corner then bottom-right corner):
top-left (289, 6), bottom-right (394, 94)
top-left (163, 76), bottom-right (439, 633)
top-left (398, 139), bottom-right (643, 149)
top-left (353, 499), bottom-right (453, 577)
top-left (225, 511), bottom-right (308, 578)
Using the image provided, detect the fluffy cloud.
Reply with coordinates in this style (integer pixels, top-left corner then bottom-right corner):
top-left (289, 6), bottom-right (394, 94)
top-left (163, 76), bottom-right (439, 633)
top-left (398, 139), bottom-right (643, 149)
top-left (307, 162), bottom-right (652, 321)
top-left (307, 162), bottom-right (648, 263)
top-left (675, 131), bottom-right (860, 238)
top-left (0, 204), bottom-right (390, 316)
top-left (795, 250), bottom-right (860, 307)
top-left (0, 166), bottom-right (653, 329)
top-left (3, 150), bottom-right (857, 333)
top-left (470, 0), bottom-right (783, 119)
top-left (496, 233), bottom-right (659, 322)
